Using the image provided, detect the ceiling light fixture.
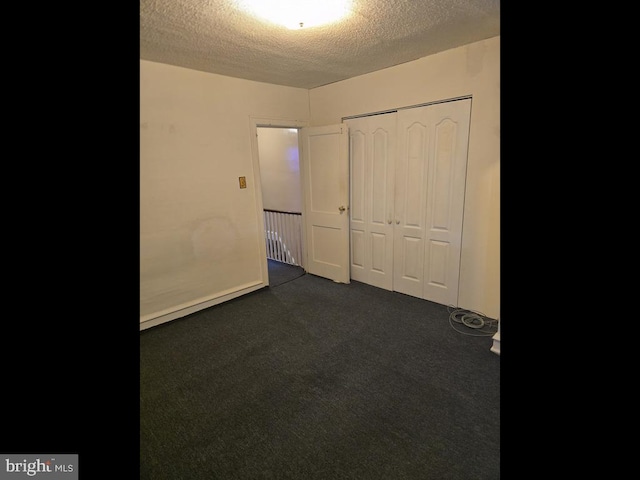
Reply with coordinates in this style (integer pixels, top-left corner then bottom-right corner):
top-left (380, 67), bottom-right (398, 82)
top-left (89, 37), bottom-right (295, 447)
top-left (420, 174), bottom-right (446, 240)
top-left (235, 0), bottom-right (353, 30)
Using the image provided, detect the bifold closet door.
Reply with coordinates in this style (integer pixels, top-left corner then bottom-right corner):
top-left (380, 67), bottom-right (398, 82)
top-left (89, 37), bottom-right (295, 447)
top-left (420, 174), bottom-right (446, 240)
top-left (347, 98), bottom-right (471, 307)
top-left (347, 113), bottom-right (397, 290)
top-left (394, 99), bottom-right (471, 306)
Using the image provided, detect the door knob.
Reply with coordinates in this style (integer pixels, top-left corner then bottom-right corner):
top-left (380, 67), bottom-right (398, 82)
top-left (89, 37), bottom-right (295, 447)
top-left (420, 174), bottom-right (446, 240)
top-left (339, 205), bottom-right (346, 213)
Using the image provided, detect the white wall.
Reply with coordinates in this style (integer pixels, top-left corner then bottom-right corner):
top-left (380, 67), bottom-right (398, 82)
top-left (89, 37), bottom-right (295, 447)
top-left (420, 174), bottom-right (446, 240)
top-left (309, 36), bottom-right (500, 319)
top-left (257, 127), bottom-right (302, 212)
top-left (140, 60), bottom-right (309, 326)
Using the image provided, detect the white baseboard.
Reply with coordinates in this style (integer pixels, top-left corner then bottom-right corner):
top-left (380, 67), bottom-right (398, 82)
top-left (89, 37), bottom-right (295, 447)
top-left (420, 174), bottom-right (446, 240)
top-left (490, 331), bottom-right (500, 355)
top-left (140, 281), bottom-right (265, 331)
top-left (490, 319), bottom-right (500, 355)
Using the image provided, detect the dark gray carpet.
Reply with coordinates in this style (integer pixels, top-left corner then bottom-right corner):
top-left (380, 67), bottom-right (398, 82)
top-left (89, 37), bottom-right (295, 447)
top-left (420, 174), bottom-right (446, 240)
top-left (140, 272), bottom-right (500, 479)
top-left (267, 259), bottom-right (305, 287)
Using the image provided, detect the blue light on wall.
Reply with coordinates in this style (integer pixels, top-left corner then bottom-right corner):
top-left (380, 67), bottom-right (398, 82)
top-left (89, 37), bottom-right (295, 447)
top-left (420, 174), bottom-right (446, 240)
top-left (287, 146), bottom-right (299, 172)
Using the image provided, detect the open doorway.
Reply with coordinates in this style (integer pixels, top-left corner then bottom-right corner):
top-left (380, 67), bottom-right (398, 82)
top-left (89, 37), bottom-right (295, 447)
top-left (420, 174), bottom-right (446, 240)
top-left (256, 126), bottom-right (305, 285)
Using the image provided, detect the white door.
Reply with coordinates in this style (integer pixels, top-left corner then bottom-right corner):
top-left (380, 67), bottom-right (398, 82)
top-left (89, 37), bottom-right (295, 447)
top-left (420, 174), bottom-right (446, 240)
top-left (421, 99), bottom-right (471, 306)
top-left (394, 99), bottom-right (471, 305)
top-left (300, 124), bottom-right (350, 283)
top-left (393, 105), bottom-right (429, 298)
top-left (347, 113), bottom-right (396, 290)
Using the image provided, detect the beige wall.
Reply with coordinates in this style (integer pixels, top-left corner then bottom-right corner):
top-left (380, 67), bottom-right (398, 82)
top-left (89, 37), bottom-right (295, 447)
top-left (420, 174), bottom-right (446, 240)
top-left (140, 60), bottom-right (309, 324)
top-left (309, 36), bottom-right (500, 318)
top-left (257, 127), bottom-right (302, 212)
top-left (140, 35), bottom-right (500, 326)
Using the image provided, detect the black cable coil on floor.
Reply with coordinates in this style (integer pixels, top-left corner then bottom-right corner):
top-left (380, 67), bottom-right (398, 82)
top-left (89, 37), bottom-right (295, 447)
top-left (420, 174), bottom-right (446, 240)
top-left (447, 306), bottom-right (498, 337)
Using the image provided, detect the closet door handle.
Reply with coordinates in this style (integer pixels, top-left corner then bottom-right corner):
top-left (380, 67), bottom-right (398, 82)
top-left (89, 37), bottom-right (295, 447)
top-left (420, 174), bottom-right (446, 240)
top-left (339, 205), bottom-right (346, 213)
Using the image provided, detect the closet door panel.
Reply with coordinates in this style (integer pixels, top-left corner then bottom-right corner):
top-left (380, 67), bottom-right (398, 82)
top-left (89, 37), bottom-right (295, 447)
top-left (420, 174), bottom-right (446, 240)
top-left (426, 240), bottom-right (448, 286)
top-left (350, 130), bottom-right (366, 223)
top-left (368, 121), bottom-right (395, 289)
top-left (349, 128), bottom-right (367, 282)
top-left (347, 114), bottom-right (395, 290)
top-left (371, 232), bottom-right (387, 272)
top-left (394, 110), bottom-right (429, 298)
top-left (371, 129), bottom-right (389, 225)
top-left (422, 99), bottom-right (471, 306)
top-left (404, 124), bottom-right (428, 227)
top-left (351, 229), bottom-right (365, 270)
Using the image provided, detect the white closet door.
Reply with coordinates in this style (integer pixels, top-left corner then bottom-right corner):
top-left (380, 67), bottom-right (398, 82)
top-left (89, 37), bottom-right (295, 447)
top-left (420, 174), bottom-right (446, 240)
top-left (393, 106), bottom-right (430, 298)
top-left (347, 114), bottom-right (396, 290)
top-left (421, 99), bottom-right (471, 306)
top-left (394, 99), bottom-right (471, 305)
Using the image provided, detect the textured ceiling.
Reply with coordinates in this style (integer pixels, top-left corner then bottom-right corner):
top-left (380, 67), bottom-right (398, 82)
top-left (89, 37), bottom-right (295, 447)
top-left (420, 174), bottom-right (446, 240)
top-left (140, 0), bottom-right (500, 89)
